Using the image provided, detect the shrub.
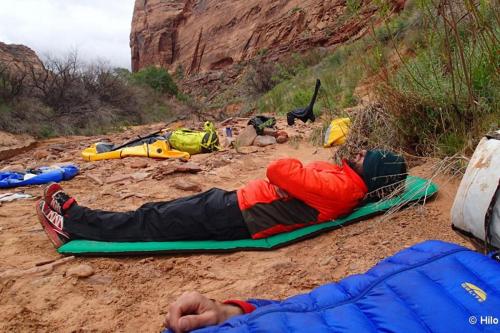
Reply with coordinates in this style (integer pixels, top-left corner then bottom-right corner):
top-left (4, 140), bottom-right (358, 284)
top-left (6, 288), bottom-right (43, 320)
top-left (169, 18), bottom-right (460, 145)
top-left (0, 52), bottom-right (176, 137)
top-left (131, 66), bottom-right (178, 96)
top-left (243, 59), bottom-right (277, 96)
top-left (379, 0), bottom-right (499, 156)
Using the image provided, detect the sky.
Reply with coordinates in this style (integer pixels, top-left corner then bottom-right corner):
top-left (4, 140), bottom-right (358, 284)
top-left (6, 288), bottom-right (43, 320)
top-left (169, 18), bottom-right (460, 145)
top-left (0, 0), bottom-right (136, 69)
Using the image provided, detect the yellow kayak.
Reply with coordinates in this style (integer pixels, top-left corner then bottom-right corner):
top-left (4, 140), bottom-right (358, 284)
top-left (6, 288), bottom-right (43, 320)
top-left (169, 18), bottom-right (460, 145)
top-left (82, 140), bottom-right (190, 161)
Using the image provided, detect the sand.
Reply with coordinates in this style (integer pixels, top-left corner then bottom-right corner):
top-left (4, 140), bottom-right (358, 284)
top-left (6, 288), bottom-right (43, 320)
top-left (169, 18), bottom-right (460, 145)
top-left (0, 120), bottom-right (469, 332)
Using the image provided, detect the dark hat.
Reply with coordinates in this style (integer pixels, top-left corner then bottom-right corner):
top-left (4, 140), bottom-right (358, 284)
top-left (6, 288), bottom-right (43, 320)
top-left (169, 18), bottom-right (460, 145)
top-left (362, 150), bottom-right (407, 200)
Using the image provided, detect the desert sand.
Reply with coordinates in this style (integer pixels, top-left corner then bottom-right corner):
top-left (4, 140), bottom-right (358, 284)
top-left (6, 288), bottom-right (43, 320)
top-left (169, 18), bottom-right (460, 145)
top-left (0, 119), bottom-right (469, 332)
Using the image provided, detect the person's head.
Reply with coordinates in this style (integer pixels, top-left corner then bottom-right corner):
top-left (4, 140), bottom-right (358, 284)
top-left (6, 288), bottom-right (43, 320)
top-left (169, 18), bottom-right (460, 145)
top-left (348, 149), bottom-right (407, 200)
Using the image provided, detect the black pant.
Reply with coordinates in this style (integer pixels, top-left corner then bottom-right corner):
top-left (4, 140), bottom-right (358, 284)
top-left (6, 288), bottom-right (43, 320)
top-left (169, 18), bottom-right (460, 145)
top-left (64, 188), bottom-right (251, 242)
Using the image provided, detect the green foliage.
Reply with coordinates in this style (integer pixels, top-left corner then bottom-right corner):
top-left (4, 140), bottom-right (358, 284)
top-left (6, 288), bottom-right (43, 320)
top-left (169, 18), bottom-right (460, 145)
top-left (131, 66), bottom-right (178, 96)
top-left (257, 48), bottom-right (269, 57)
top-left (257, 42), bottom-right (364, 116)
top-left (381, 0), bottom-right (499, 156)
top-left (253, 0), bottom-right (498, 157)
top-left (346, 0), bottom-right (361, 14)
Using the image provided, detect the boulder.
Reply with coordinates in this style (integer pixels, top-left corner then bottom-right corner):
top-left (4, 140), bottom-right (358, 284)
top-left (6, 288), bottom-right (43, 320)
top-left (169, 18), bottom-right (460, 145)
top-left (235, 126), bottom-right (257, 147)
top-left (253, 135), bottom-right (276, 147)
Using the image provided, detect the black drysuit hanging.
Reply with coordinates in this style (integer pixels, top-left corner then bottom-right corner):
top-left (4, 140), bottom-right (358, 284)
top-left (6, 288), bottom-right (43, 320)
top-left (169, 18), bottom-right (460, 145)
top-left (287, 79), bottom-right (321, 125)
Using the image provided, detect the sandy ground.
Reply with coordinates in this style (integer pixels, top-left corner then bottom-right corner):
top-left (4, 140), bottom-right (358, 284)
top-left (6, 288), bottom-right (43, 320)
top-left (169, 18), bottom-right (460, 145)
top-left (0, 120), bottom-right (470, 332)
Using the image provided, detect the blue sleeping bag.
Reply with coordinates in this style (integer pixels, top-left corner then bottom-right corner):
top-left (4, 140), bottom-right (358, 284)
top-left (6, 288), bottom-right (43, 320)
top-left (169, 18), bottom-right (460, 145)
top-left (173, 240), bottom-right (500, 333)
top-left (0, 165), bottom-right (79, 188)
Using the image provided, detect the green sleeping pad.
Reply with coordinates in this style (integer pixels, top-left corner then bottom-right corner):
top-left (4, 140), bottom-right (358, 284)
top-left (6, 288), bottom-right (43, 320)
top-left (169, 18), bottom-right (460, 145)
top-left (58, 176), bottom-right (437, 255)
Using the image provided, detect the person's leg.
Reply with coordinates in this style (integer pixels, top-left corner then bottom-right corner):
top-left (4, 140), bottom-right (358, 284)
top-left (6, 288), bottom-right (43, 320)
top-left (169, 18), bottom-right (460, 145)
top-left (62, 188), bottom-right (250, 242)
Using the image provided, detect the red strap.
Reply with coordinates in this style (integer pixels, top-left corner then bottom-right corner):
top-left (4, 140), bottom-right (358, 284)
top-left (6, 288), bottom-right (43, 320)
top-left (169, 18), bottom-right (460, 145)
top-left (222, 300), bottom-right (256, 314)
top-left (62, 197), bottom-right (76, 212)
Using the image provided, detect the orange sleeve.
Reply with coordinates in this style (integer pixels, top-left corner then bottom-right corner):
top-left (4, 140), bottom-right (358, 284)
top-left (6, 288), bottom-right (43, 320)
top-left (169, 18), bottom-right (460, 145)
top-left (266, 158), bottom-right (343, 207)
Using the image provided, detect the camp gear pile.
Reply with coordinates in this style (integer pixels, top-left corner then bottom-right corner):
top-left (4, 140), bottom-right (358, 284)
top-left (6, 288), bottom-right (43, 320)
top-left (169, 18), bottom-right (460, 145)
top-left (81, 122), bottom-right (220, 161)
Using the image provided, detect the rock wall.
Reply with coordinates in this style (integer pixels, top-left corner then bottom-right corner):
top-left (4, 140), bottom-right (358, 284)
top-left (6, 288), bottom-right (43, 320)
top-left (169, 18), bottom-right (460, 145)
top-left (130, 0), bottom-right (394, 75)
top-left (0, 42), bottom-right (43, 71)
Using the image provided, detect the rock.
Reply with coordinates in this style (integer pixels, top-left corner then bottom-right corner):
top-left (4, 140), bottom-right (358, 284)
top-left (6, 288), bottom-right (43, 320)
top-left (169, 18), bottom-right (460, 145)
top-left (321, 257), bottom-right (338, 267)
top-left (49, 145), bottom-right (66, 153)
top-left (66, 264), bottom-right (94, 278)
top-left (1, 164), bottom-right (25, 172)
top-left (276, 135), bottom-right (288, 144)
top-left (235, 126), bottom-right (257, 147)
top-left (207, 158), bottom-right (230, 169)
top-left (236, 146), bottom-right (259, 154)
top-left (253, 135), bottom-right (276, 147)
top-left (132, 172), bottom-right (150, 181)
top-left (174, 162), bottom-right (202, 173)
top-left (151, 164), bottom-right (176, 180)
top-left (262, 128), bottom-right (277, 137)
top-left (81, 164), bottom-right (97, 171)
top-left (107, 174), bottom-right (132, 184)
top-left (223, 136), bottom-right (236, 148)
top-left (33, 151), bottom-right (49, 160)
top-left (173, 179), bottom-right (202, 192)
top-left (130, 1), bottom-right (379, 104)
top-left (86, 173), bottom-right (104, 186)
top-left (276, 131), bottom-right (289, 144)
top-left (130, 160), bottom-right (149, 169)
top-left (86, 274), bottom-right (113, 285)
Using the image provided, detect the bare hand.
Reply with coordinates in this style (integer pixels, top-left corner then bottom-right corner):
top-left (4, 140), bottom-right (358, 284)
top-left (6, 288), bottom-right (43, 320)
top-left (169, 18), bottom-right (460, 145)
top-left (164, 291), bottom-right (243, 332)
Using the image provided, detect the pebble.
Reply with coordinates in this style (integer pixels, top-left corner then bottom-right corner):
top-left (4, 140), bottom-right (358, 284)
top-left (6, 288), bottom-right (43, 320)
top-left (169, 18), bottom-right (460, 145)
top-left (33, 151), bottom-right (49, 160)
top-left (236, 146), bottom-right (258, 154)
top-left (130, 160), bottom-right (149, 169)
top-left (175, 162), bottom-right (202, 173)
top-left (107, 174), bottom-right (132, 184)
top-left (173, 179), bottom-right (202, 192)
top-left (132, 172), bottom-right (150, 181)
top-left (66, 264), bottom-right (95, 278)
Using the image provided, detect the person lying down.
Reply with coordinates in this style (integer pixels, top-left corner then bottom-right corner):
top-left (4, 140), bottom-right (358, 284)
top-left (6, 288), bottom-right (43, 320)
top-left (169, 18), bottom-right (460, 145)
top-left (35, 149), bottom-right (407, 248)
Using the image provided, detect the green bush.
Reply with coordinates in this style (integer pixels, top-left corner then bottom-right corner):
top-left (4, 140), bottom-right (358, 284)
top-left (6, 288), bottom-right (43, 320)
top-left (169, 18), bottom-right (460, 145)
top-left (381, 0), bottom-right (499, 156)
top-left (131, 66), bottom-right (178, 96)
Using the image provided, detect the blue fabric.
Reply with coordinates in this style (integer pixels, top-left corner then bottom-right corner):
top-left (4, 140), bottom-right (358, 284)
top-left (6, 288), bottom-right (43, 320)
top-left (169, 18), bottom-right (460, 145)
top-left (0, 165), bottom-right (79, 188)
top-left (166, 240), bottom-right (500, 333)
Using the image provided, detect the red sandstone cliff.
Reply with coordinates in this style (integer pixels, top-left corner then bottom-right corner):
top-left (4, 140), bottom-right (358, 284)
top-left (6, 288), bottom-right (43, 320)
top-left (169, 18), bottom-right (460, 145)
top-left (130, 0), bottom-right (392, 75)
top-left (0, 42), bottom-right (43, 71)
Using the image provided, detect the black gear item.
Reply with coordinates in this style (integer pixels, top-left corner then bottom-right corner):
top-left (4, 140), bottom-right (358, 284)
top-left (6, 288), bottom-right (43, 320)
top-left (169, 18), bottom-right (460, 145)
top-left (287, 79), bottom-right (321, 125)
top-left (248, 116), bottom-right (277, 135)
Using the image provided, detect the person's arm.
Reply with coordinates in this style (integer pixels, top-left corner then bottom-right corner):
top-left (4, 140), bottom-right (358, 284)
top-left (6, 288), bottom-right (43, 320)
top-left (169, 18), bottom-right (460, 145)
top-left (266, 158), bottom-right (342, 206)
top-left (164, 292), bottom-right (251, 333)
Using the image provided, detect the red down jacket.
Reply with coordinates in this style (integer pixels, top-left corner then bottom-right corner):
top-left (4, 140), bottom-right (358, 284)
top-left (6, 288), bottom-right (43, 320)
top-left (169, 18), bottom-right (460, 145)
top-left (237, 158), bottom-right (368, 239)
